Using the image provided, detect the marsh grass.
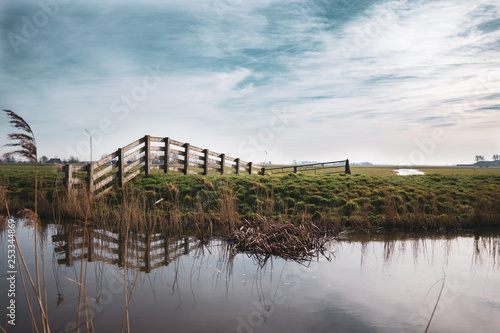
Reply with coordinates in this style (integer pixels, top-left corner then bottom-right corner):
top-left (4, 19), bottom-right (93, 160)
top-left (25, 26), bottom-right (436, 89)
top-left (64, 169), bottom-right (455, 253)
top-left (2, 164), bottom-right (500, 236)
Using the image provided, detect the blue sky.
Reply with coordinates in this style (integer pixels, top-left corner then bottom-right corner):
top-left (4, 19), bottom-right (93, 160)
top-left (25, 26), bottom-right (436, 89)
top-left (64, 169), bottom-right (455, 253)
top-left (1, 0), bottom-right (499, 165)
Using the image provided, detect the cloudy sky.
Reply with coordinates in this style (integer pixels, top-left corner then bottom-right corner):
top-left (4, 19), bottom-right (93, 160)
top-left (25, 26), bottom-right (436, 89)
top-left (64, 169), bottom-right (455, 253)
top-left (1, 0), bottom-right (499, 165)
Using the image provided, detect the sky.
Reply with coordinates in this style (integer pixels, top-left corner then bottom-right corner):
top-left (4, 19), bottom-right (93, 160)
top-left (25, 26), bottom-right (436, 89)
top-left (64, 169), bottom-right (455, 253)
top-left (1, 0), bottom-right (499, 165)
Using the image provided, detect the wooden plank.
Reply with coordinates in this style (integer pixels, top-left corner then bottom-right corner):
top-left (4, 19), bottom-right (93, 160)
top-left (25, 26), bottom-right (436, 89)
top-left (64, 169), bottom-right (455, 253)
top-left (124, 147), bottom-right (145, 162)
top-left (189, 153), bottom-right (205, 162)
top-left (189, 145), bottom-right (203, 153)
top-left (168, 157), bottom-right (183, 165)
top-left (94, 173), bottom-right (118, 192)
top-left (122, 137), bottom-right (144, 153)
top-left (145, 135), bottom-right (151, 177)
top-left (65, 164), bottom-right (72, 193)
top-left (87, 163), bottom-right (94, 195)
top-left (183, 143), bottom-right (190, 175)
top-left (169, 139), bottom-right (184, 147)
top-left (93, 162), bottom-right (118, 180)
top-left (118, 148), bottom-right (125, 187)
top-left (150, 146), bottom-right (163, 152)
top-left (207, 157), bottom-right (220, 164)
top-left (94, 150), bottom-right (120, 168)
top-left (188, 161), bottom-right (203, 168)
top-left (123, 157), bottom-right (144, 173)
top-left (74, 165), bottom-right (88, 172)
top-left (169, 148), bottom-right (185, 156)
top-left (225, 156), bottom-right (235, 162)
top-left (124, 166), bottom-right (145, 183)
top-left (220, 154), bottom-right (225, 175)
top-left (208, 151), bottom-right (219, 157)
top-left (149, 136), bottom-right (163, 142)
top-left (203, 149), bottom-right (209, 175)
top-left (71, 178), bottom-right (87, 185)
top-left (164, 137), bottom-right (170, 174)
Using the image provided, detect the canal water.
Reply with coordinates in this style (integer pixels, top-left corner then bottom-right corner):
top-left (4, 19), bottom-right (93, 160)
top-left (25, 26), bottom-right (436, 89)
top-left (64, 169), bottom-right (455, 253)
top-left (1, 219), bottom-right (499, 332)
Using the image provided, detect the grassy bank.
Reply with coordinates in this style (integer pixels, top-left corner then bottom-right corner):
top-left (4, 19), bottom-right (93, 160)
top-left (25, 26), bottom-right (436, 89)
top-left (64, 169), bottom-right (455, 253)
top-left (1, 164), bottom-right (500, 234)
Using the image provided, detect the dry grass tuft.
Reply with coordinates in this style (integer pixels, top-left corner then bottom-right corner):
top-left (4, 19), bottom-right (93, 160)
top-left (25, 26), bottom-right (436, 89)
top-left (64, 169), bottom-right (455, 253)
top-left (17, 208), bottom-right (42, 230)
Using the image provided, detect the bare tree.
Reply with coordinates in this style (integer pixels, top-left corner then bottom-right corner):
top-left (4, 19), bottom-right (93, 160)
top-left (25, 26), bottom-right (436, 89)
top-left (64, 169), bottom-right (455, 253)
top-left (475, 155), bottom-right (485, 163)
top-left (493, 154), bottom-right (500, 161)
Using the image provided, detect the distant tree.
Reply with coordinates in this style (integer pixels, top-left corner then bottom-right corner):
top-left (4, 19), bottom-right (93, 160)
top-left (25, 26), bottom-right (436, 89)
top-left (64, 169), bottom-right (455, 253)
top-left (493, 154), bottom-right (500, 161)
top-left (475, 155), bottom-right (485, 163)
top-left (67, 156), bottom-right (80, 164)
top-left (40, 155), bottom-right (49, 163)
top-left (4, 156), bottom-right (17, 163)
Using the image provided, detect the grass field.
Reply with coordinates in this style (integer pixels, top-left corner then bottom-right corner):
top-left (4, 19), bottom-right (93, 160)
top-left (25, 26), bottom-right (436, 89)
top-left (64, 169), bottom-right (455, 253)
top-left (1, 163), bottom-right (500, 233)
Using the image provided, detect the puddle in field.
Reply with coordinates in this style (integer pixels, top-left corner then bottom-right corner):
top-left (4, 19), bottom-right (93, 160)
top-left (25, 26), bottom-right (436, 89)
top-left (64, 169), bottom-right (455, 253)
top-left (1, 220), bottom-right (500, 332)
top-left (394, 168), bottom-right (425, 175)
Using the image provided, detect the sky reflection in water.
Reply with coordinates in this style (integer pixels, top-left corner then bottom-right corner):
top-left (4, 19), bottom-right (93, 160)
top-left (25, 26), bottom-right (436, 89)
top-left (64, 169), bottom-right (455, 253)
top-left (1, 221), bottom-right (499, 333)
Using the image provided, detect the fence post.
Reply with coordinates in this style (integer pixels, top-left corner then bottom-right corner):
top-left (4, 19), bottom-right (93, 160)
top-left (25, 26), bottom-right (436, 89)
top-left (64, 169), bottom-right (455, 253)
top-left (64, 164), bottom-right (72, 194)
top-left (145, 135), bottom-right (151, 177)
top-left (294, 166), bottom-right (298, 173)
top-left (345, 159), bottom-right (351, 175)
top-left (183, 143), bottom-right (190, 175)
top-left (235, 158), bottom-right (240, 175)
top-left (220, 154), bottom-right (225, 175)
top-left (203, 149), bottom-right (209, 175)
top-left (261, 167), bottom-right (266, 175)
top-left (248, 162), bottom-right (253, 175)
top-left (163, 137), bottom-right (170, 174)
top-left (118, 148), bottom-right (125, 187)
top-left (87, 163), bottom-right (94, 196)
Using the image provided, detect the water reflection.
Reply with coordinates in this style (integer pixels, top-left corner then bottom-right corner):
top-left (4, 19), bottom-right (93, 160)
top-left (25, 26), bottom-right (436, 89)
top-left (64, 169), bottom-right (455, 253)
top-left (1, 221), bottom-right (499, 332)
top-left (51, 223), bottom-right (207, 272)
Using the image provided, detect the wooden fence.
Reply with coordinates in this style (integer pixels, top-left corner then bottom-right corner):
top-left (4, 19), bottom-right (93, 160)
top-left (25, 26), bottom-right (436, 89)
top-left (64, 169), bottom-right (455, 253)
top-left (261, 160), bottom-right (351, 175)
top-left (59, 135), bottom-right (259, 196)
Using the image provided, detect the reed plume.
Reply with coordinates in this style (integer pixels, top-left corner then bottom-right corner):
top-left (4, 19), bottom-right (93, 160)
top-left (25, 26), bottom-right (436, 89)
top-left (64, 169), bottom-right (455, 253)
top-left (2, 109), bottom-right (37, 162)
top-left (2, 110), bottom-right (49, 331)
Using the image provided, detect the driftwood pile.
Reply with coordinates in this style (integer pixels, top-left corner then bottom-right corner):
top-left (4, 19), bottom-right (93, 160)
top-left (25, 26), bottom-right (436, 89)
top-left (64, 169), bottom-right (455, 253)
top-left (229, 215), bottom-right (328, 260)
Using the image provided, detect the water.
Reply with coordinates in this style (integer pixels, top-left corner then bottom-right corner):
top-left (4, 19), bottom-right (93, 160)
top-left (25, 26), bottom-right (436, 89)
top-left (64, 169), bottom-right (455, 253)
top-left (394, 169), bottom-right (425, 175)
top-left (1, 220), bottom-right (500, 332)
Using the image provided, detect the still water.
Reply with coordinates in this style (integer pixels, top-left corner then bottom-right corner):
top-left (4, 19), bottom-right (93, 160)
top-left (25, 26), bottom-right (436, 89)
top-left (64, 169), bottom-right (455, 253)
top-left (1, 219), bottom-right (499, 332)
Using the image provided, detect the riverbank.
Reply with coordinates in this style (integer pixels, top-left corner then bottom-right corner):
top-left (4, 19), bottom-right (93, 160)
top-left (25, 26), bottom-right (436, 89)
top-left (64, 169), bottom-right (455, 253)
top-left (1, 164), bottom-right (499, 234)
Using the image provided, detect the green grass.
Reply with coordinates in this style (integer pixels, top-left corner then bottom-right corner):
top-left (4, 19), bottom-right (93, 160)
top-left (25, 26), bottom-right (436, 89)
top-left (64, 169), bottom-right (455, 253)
top-left (0, 163), bottom-right (60, 213)
top-left (2, 164), bottom-right (500, 231)
top-left (120, 169), bottom-right (500, 230)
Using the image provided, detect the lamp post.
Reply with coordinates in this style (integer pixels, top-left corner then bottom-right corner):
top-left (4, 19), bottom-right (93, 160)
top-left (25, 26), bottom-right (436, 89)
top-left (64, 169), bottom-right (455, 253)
top-left (85, 129), bottom-right (92, 163)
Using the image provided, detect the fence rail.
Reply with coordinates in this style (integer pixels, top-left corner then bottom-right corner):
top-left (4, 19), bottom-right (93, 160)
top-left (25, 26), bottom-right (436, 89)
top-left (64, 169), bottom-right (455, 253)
top-left (60, 135), bottom-right (259, 196)
top-left (261, 159), bottom-right (351, 175)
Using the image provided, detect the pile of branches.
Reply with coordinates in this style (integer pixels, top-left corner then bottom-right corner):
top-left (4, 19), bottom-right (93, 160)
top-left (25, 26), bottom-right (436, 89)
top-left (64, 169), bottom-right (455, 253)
top-left (229, 215), bottom-right (329, 261)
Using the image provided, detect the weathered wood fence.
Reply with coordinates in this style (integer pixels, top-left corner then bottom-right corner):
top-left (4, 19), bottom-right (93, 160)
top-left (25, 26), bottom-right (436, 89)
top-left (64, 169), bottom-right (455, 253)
top-left (60, 135), bottom-right (259, 196)
top-left (52, 225), bottom-right (203, 272)
top-left (261, 160), bottom-right (351, 175)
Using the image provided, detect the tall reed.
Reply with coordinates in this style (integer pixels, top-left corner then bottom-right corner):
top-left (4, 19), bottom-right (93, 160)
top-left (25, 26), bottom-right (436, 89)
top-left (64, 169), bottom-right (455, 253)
top-left (2, 110), bottom-right (50, 331)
